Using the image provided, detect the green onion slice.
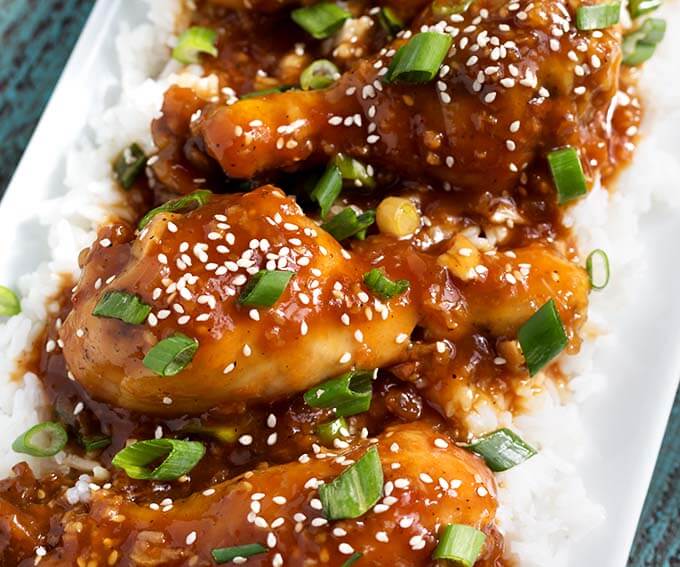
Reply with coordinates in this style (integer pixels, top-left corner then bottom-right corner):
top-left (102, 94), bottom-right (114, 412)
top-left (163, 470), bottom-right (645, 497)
top-left (517, 299), bottom-right (568, 376)
top-left (432, 0), bottom-right (474, 16)
top-left (576, 2), bottom-right (621, 30)
top-left (211, 543), bottom-right (267, 564)
top-left (320, 446), bottom-right (384, 520)
top-left (138, 190), bottom-right (212, 230)
top-left (0, 286), bottom-right (21, 317)
top-left (112, 438), bottom-right (205, 481)
top-left (113, 143), bottom-right (147, 190)
top-left (183, 420), bottom-right (239, 444)
top-left (241, 85), bottom-right (296, 99)
top-left (12, 422), bottom-right (68, 457)
top-left (547, 147), bottom-right (587, 204)
top-left (378, 7), bottom-right (404, 36)
top-left (341, 552), bottom-right (364, 567)
top-left (363, 268), bottom-right (410, 299)
top-left (433, 524), bottom-right (487, 566)
top-left (322, 208), bottom-right (375, 241)
top-left (291, 3), bottom-right (350, 39)
top-left (81, 434), bottom-right (112, 453)
top-left (386, 32), bottom-right (453, 84)
top-left (310, 163), bottom-right (343, 219)
top-left (239, 270), bottom-right (294, 307)
top-left (172, 26), bottom-right (218, 64)
top-left (334, 154), bottom-right (375, 188)
top-left (622, 18), bottom-right (666, 65)
top-left (586, 249), bottom-right (610, 290)
top-left (467, 428), bottom-right (537, 472)
top-left (628, 0), bottom-right (662, 18)
top-left (301, 59), bottom-right (340, 90)
top-left (143, 333), bottom-right (199, 376)
top-left (304, 370), bottom-right (373, 417)
top-left (92, 290), bottom-right (152, 325)
top-left (316, 416), bottom-right (349, 445)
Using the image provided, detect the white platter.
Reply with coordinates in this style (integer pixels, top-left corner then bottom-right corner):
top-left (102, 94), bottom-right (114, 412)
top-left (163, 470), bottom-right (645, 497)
top-left (0, 1), bottom-right (678, 565)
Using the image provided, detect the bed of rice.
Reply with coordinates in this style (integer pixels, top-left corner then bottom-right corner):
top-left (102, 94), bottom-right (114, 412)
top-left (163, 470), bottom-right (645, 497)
top-left (0, 1), bottom-right (678, 565)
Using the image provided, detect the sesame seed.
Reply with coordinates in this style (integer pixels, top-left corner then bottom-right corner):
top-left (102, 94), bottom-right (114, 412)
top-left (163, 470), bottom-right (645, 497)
top-left (419, 473), bottom-right (433, 484)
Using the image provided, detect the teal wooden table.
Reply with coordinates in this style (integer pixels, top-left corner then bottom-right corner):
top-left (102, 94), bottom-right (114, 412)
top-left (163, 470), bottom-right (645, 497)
top-left (0, 1), bottom-right (677, 565)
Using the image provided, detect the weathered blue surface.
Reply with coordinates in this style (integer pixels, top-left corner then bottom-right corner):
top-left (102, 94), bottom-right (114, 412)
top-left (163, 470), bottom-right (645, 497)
top-left (0, 1), bottom-right (677, 565)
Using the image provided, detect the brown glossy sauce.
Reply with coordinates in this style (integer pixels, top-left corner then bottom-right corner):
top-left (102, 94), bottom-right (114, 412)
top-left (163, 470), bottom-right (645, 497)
top-left (0, 0), bottom-right (646, 565)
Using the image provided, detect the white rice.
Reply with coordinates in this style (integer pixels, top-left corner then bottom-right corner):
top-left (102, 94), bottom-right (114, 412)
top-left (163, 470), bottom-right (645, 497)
top-left (0, 0), bottom-right (678, 564)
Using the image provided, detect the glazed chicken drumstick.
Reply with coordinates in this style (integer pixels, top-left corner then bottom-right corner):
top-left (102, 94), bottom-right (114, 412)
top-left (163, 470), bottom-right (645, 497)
top-left (196, 0), bottom-right (621, 193)
top-left (38, 422), bottom-right (502, 566)
top-left (59, 184), bottom-right (588, 417)
top-left (60, 187), bottom-right (418, 415)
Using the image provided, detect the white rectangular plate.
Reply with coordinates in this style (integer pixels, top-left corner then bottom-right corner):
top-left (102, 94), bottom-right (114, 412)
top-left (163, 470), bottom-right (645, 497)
top-left (1, 1), bottom-right (678, 565)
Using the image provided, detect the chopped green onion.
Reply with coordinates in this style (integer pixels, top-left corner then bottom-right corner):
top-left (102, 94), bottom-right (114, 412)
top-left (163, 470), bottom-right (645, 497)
top-left (172, 26), bottom-right (218, 64)
top-left (301, 59), bottom-right (340, 90)
top-left (517, 299), bottom-right (568, 376)
top-left (623, 18), bottom-right (666, 65)
top-left (433, 524), bottom-right (487, 566)
top-left (547, 147), bottom-right (587, 204)
top-left (586, 249), bottom-right (610, 290)
top-left (386, 32), bottom-right (453, 84)
top-left (291, 3), bottom-right (350, 39)
top-left (628, 0), bottom-right (662, 18)
top-left (183, 420), bottom-right (239, 444)
top-left (320, 446), bottom-right (384, 520)
top-left (310, 162), bottom-right (343, 218)
top-left (316, 416), bottom-right (349, 445)
top-left (113, 143), bottom-right (147, 190)
top-left (92, 290), bottom-right (152, 325)
top-left (467, 428), bottom-right (537, 472)
top-left (143, 333), bottom-right (199, 376)
top-left (81, 434), bottom-right (112, 453)
top-left (304, 370), bottom-right (373, 417)
top-left (363, 268), bottom-right (410, 300)
top-left (341, 553), bottom-right (363, 567)
top-left (211, 544), bottom-right (267, 564)
top-left (378, 7), bottom-right (403, 36)
top-left (138, 190), bottom-right (212, 230)
top-left (0, 286), bottom-right (21, 317)
top-left (112, 438), bottom-right (205, 481)
top-left (239, 270), bottom-right (294, 307)
top-left (576, 2), bottom-right (621, 30)
top-left (333, 154), bottom-right (375, 188)
top-left (322, 208), bottom-right (375, 241)
top-left (240, 85), bottom-right (296, 99)
top-left (12, 422), bottom-right (68, 457)
top-left (432, 0), bottom-right (474, 16)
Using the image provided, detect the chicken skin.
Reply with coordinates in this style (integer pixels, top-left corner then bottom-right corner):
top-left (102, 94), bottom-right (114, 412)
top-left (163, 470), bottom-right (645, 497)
top-left (197, 0), bottom-right (621, 194)
top-left (60, 187), bottom-right (418, 416)
top-left (39, 422), bottom-right (502, 567)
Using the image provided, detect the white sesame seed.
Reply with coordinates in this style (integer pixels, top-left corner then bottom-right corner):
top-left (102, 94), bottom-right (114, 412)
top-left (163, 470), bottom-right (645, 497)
top-left (419, 473), bottom-right (433, 484)
top-left (185, 531), bottom-right (197, 545)
top-left (399, 516), bottom-right (414, 528)
top-left (339, 543), bottom-right (355, 555)
top-left (395, 333), bottom-right (409, 344)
